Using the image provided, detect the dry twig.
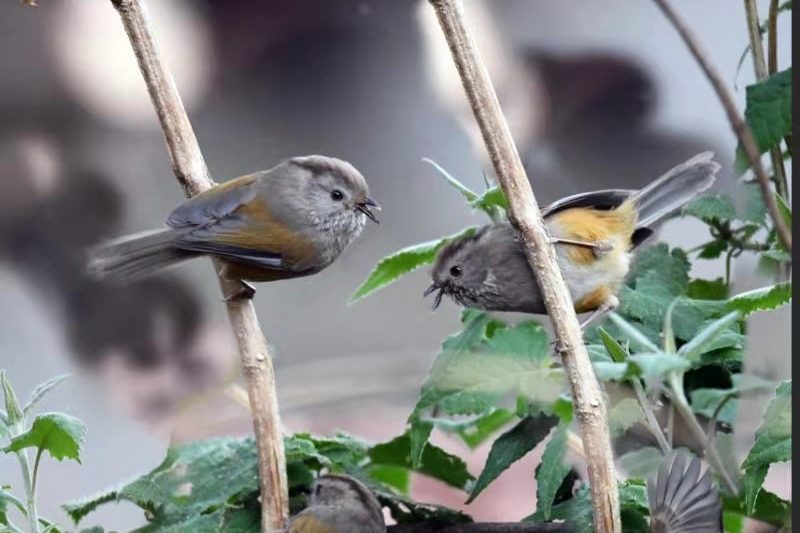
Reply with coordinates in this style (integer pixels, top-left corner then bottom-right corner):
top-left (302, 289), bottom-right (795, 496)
top-left (653, 0), bottom-right (792, 252)
top-left (426, 1), bottom-right (621, 530)
top-left (108, 1), bottom-right (288, 530)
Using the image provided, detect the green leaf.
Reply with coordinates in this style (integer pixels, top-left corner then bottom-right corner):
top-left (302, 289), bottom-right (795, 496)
top-left (738, 182), bottom-right (768, 226)
top-left (422, 157), bottom-right (479, 203)
top-left (0, 486), bottom-right (27, 527)
top-left (723, 489), bottom-right (792, 527)
top-left (471, 186), bottom-right (508, 217)
top-left (369, 432), bottom-right (474, 490)
top-left (6, 413), bottom-right (85, 462)
top-left (408, 420), bottom-right (432, 469)
top-left (617, 447), bottom-right (662, 479)
top-left (626, 244), bottom-right (690, 295)
top-left (468, 413), bottom-right (558, 503)
top-left (535, 424), bottom-right (570, 520)
top-left (677, 311), bottom-right (741, 363)
top-left (607, 313), bottom-right (659, 353)
top-left (366, 465), bottom-right (410, 494)
top-left (727, 282), bottom-right (791, 317)
top-left (597, 327), bottom-right (627, 362)
top-left (628, 353), bottom-right (690, 377)
top-left (687, 278), bottom-right (728, 300)
top-left (743, 69), bottom-right (792, 156)
top-left (698, 239), bottom-right (729, 259)
top-left (350, 228), bottom-right (476, 303)
top-left (608, 398), bottom-right (644, 436)
top-left (378, 491), bottom-right (472, 526)
top-left (414, 316), bottom-right (564, 423)
top-left (683, 195), bottom-right (736, 223)
top-left (741, 381), bottom-right (791, 513)
top-left (0, 372), bottom-right (22, 426)
top-left (432, 409), bottom-right (515, 449)
top-left (23, 374), bottom-right (70, 418)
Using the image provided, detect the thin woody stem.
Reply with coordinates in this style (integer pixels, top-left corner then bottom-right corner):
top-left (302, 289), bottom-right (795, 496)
top-left (108, 1), bottom-right (288, 530)
top-left (426, 1), bottom-right (621, 530)
top-left (653, 0), bottom-right (792, 253)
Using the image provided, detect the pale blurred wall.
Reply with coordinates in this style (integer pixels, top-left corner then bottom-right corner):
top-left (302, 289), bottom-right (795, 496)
top-left (0, 0), bottom-right (789, 529)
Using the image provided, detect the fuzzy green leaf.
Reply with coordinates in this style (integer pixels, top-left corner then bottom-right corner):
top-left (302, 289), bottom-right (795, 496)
top-left (468, 413), bottom-right (558, 502)
top-left (608, 398), bottom-right (644, 436)
top-left (350, 228), bottom-right (476, 302)
top-left (369, 432), bottom-right (474, 490)
top-left (741, 381), bottom-right (791, 513)
top-left (617, 447), bottom-right (662, 479)
top-left (422, 157), bottom-right (479, 203)
top-left (535, 424), bottom-right (570, 520)
top-left (0, 372), bottom-right (22, 426)
top-left (683, 195), bottom-right (736, 223)
top-left (6, 413), bottom-right (85, 462)
top-left (597, 327), bottom-right (628, 363)
top-left (743, 69), bottom-right (792, 156)
top-left (687, 278), bottom-right (728, 300)
top-left (677, 311), bottom-right (741, 363)
top-left (23, 374), bottom-right (70, 418)
top-left (698, 239), bottom-right (729, 259)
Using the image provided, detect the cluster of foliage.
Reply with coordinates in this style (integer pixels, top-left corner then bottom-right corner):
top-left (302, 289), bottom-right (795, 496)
top-left (1, 5), bottom-right (792, 533)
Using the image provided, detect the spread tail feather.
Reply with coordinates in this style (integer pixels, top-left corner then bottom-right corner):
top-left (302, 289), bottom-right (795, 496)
top-left (648, 452), bottom-right (723, 533)
top-left (88, 227), bottom-right (195, 283)
top-left (633, 152), bottom-right (720, 228)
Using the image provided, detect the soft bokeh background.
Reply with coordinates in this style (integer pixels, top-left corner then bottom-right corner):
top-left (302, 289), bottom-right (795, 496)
top-left (0, 0), bottom-right (790, 530)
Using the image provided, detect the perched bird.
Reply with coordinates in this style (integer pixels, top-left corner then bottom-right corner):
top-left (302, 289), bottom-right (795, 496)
top-left (89, 155), bottom-right (378, 295)
top-left (286, 474), bottom-right (386, 533)
top-left (425, 152), bottom-right (719, 326)
top-left (648, 452), bottom-right (722, 533)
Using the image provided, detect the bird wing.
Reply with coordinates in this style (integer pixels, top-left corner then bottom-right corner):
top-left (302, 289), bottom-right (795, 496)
top-left (541, 188), bottom-right (636, 217)
top-left (165, 173), bottom-right (315, 271)
top-left (648, 452), bottom-right (722, 533)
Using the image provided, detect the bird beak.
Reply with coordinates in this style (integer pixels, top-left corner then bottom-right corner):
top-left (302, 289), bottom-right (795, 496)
top-left (423, 283), bottom-right (444, 310)
top-left (356, 197), bottom-right (380, 224)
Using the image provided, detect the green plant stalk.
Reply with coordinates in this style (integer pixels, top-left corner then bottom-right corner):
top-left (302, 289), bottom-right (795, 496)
top-left (630, 379), bottom-right (671, 455)
top-left (15, 451), bottom-right (40, 533)
top-left (667, 372), bottom-right (738, 494)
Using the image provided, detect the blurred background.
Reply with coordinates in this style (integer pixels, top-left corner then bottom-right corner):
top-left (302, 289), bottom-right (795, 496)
top-left (0, 0), bottom-right (790, 529)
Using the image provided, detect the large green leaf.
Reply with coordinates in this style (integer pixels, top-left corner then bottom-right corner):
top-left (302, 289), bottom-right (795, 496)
top-left (368, 432), bottom-right (474, 490)
top-left (534, 424), bottom-right (571, 520)
top-left (350, 227), bottom-right (476, 302)
top-left (5, 413), bottom-right (85, 462)
top-left (467, 413), bottom-right (558, 502)
top-left (726, 282), bottom-right (791, 317)
top-left (683, 195), bottom-right (736, 223)
top-left (431, 408), bottom-right (515, 449)
top-left (741, 381), bottom-right (791, 513)
top-left (744, 69), bottom-right (792, 155)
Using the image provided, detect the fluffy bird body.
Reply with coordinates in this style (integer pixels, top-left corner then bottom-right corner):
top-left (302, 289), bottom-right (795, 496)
top-left (286, 475), bottom-right (385, 533)
top-left (89, 156), bottom-right (378, 284)
top-left (428, 152), bottom-right (720, 315)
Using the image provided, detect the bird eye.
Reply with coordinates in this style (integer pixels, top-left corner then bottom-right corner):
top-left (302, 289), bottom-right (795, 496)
top-left (330, 189), bottom-right (344, 201)
top-left (450, 265), bottom-right (463, 277)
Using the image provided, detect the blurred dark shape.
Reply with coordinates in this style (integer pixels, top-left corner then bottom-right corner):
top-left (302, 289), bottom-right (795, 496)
top-left (523, 52), bottom-right (722, 193)
top-left (0, 146), bottom-right (203, 369)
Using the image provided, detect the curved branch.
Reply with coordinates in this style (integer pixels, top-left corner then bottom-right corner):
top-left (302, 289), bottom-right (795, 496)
top-left (426, 1), bottom-right (621, 531)
top-left (108, 1), bottom-right (288, 530)
top-left (653, 0), bottom-right (792, 253)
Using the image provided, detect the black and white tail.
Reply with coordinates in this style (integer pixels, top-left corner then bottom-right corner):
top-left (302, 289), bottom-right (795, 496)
top-left (648, 452), bottom-right (723, 533)
top-left (87, 227), bottom-right (194, 283)
top-left (633, 152), bottom-right (720, 228)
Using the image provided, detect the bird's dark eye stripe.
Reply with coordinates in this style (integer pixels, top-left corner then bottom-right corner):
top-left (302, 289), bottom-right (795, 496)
top-left (450, 265), bottom-right (463, 277)
top-left (331, 189), bottom-right (344, 201)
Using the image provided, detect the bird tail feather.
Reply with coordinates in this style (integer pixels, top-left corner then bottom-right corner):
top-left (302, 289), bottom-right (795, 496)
top-left (88, 227), bottom-right (195, 283)
top-left (648, 452), bottom-right (723, 533)
top-left (633, 152), bottom-right (720, 228)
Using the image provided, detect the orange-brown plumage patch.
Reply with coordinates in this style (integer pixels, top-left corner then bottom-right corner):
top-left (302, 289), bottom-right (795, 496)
top-left (574, 285), bottom-right (612, 313)
top-left (551, 199), bottom-right (637, 265)
top-left (287, 514), bottom-right (337, 533)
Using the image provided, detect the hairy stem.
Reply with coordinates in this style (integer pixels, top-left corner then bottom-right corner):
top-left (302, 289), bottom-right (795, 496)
top-left (108, 1), bottom-right (288, 530)
top-left (631, 379), bottom-right (671, 454)
top-left (667, 372), bottom-right (738, 493)
top-left (16, 451), bottom-right (39, 533)
top-left (426, 1), bottom-right (620, 530)
top-left (653, 0), bottom-right (792, 253)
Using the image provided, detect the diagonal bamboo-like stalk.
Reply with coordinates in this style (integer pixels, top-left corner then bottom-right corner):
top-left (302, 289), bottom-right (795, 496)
top-left (426, 1), bottom-right (621, 531)
top-left (108, 1), bottom-right (288, 530)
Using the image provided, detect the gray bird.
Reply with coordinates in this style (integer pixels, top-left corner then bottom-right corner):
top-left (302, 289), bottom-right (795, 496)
top-left (88, 155), bottom-right (378, 292)
top-left (426, 152), bottom-right (719, 326)
top-left (648, 452), bottom-right (723, 533)
top-left (286, 474), bottom-right (386, 533)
